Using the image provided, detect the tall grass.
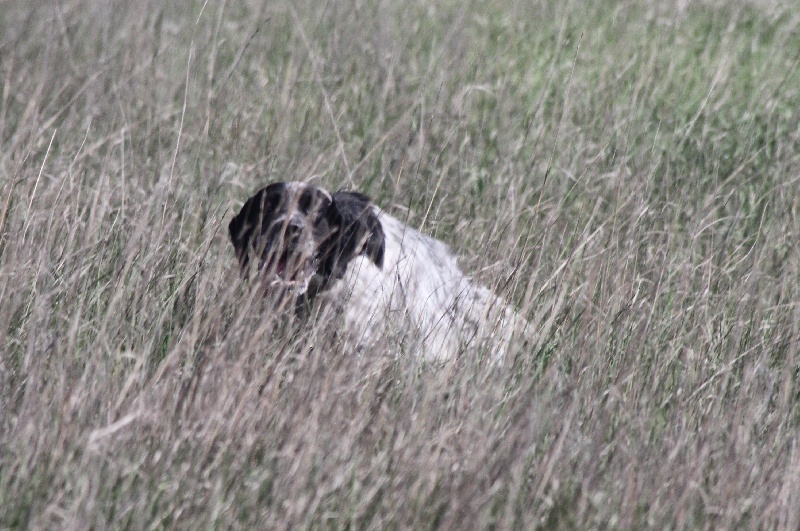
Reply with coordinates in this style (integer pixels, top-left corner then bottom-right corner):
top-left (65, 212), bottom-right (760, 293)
top-left (2, 0), bottom-right (800, 527)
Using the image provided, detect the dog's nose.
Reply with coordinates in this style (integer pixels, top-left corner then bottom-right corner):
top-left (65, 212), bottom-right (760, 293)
top-left (270, 215), bottom-right (303, 234)
top-left (283, 219), bottom-right (303, 238)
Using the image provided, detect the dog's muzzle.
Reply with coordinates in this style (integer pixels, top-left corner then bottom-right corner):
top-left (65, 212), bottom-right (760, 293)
top-left (258, 218), bottom-right (318, 296)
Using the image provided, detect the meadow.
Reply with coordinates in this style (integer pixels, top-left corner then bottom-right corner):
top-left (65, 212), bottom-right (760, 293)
top-left (2, 0), bottom-right (800, 527)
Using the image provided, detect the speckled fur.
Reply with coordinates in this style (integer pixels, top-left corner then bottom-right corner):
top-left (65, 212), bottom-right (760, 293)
top-left (322, 207), bottom-right (524, 362)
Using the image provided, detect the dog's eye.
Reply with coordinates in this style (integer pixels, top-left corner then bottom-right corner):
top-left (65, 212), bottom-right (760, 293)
top-left (297, 190), bottom-right (327, 215)
top-left (298, 194), bottom-right (312, 214)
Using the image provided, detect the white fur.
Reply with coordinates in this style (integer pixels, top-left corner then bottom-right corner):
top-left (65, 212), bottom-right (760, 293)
top-left (324, 208), bottom-right (524, 362)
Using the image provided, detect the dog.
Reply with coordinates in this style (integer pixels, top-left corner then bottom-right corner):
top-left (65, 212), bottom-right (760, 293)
top-left (228, 181), bottom-right (526, 361)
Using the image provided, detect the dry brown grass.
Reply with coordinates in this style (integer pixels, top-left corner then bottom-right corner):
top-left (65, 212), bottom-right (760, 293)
top-left (2, 0), bottom-right (800, 528)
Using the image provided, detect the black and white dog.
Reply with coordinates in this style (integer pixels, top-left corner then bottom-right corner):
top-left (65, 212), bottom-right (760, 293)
top-left (228, 181), bottom-right (525, 361)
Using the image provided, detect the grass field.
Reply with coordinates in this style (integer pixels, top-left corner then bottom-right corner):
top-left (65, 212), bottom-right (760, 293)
top-left (2, 0), bottom-right (800, 527)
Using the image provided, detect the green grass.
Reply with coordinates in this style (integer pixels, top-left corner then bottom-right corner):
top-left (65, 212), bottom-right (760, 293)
top-left (2, 0), bottom-right (800, 527)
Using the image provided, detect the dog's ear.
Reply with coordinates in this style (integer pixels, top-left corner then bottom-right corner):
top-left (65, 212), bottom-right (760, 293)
top-left (228, 210), bottom-right (250, 275)
top-left (331, 191), bottom-right (385, 268)
top-left (321, 191), bottom-right (385, 279)
top-left (229, 182), bottom-right (287, 277)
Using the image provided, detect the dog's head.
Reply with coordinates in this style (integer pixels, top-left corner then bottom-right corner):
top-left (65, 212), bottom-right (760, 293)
top-left (228, 182), bottom-right (385, 297)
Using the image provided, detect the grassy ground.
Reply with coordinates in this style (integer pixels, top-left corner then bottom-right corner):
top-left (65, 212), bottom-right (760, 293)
top-left (2, 0), bottom-right (800, 527)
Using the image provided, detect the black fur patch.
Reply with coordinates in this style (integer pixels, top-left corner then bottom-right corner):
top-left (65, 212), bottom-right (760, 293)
top-left (228, 182), bottom-right (287, 276)
top-left (318, 191), bottom-right (385, 282)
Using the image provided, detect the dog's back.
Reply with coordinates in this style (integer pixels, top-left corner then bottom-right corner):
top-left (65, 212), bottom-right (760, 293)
top-left (323, 209), bottom-right (525, 361)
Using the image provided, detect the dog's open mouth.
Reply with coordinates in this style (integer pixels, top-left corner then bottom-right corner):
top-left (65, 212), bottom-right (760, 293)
top-left (259, 249), bottom-right (315, 295)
